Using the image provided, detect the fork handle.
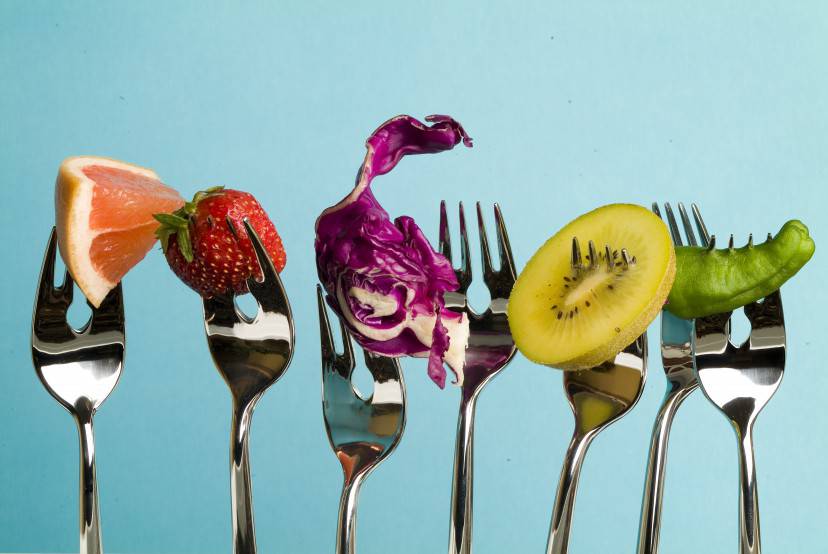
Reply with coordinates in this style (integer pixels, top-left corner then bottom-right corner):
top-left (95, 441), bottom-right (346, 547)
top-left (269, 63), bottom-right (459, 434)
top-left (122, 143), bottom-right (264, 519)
top-left (76, 414), bottom-right (102, 554)
top-left (231, 400), bottom-right (258, 554)
top-left (736, 421), bottom-right (761, 554)
top-left (546, 431), bottom-right (594, 554)
top-left (336, 473), bottom-right (365, 554)
top-left (448, 396), bottom-right (478, 554)
top-left (637, 386), bottom-right (696, 554)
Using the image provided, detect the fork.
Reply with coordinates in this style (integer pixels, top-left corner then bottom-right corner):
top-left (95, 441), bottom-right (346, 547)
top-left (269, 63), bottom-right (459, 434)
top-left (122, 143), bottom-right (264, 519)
top-left (317, 286), bottom-right (406, 554)
top-left (546, 238), bottom-right (648, 554)
top-left (439, 201), bottom-right (517, 554)
top-left (203, 219), bottom-right (295, 554)
top-left (694, 289), bottom-right (785, 554)
top-left (638, 202), bottom-right (711, 554)
top-left (31, 228), bottom-right (125, 554)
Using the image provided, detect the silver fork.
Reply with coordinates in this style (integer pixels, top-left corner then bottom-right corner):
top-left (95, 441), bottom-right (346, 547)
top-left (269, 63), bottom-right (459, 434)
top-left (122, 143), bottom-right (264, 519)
top-left (203, 219), bottom-right (295, 554)
top-left (547, 239), bottom-right (648, 554)
top-left (439, 201), bottom-right (517, 554)
top-left (317, 286), bottom-right (406, 554)
top-left (695, 289), bottom-right (785, 554)
top-left (31, 228), bottom-right (126, 554)
top-left (638, 202), bottom-right (710, 554)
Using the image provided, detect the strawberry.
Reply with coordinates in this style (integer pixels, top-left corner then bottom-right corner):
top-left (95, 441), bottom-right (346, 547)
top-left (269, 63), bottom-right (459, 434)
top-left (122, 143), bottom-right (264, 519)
top-left (154, 187), bottom-right (286, 297)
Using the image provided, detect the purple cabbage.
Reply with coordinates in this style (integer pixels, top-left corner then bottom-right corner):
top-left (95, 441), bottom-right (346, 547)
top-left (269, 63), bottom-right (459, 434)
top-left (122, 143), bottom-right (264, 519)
top-left (315, 115), bottom-right (473, 388)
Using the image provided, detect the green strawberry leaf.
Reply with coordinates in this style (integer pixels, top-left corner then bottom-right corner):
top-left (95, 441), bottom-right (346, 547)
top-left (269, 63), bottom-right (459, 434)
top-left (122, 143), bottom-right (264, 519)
top-left (178, 226), bottom-right (194, 263)
top-left (152, 186), bottom-right (226, 264)
top-left (155, 227), bottom-right (174, 252)
top-left (153, 213), bottom-right (189, 229)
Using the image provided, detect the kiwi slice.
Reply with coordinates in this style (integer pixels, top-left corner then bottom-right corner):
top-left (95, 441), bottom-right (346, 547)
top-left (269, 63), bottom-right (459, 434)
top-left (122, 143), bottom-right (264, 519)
top-left (508, 203), bottom-right (675, 370)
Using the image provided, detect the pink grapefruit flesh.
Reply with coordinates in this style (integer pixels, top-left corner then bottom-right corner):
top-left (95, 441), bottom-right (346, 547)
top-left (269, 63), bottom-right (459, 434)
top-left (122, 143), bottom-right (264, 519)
top-left (56, 156), bottom-right (184, 306)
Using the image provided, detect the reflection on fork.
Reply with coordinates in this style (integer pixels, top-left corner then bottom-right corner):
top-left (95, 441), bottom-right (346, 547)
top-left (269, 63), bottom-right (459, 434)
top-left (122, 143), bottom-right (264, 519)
top-left (203, 218), bottom-right (295, 554)
top-left (638, 202), bottom-right (710, 554)
top-left (439, 201), bottom-right (517, 554)
top-left (317, 286), bottom-right (406, 554)
top-left (545, 235), bottom-right (648, 554)
top-left (31, 228), bottom-right (126, 554)
top-left (694, 290), bottom-right (785, 554)
top-left (546, 334), bottom-right (647, 554)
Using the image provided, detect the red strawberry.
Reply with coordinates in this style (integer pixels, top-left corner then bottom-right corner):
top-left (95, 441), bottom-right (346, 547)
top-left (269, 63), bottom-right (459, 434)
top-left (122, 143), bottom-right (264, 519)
top-left (154, 187), bottom-right (286, 297)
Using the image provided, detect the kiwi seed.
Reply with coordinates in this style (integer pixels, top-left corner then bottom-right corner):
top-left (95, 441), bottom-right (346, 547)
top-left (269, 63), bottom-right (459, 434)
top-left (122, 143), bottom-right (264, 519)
top-left (547, 242), bottom-right (635, 319)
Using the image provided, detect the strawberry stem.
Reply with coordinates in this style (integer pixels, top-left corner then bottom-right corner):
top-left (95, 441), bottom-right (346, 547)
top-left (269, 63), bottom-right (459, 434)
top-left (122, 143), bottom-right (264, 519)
top-left (153, 186), bottom-right (225, 263)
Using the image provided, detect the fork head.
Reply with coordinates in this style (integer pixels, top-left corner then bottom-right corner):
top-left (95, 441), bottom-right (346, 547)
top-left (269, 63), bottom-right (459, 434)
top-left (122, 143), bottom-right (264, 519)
top-left (203, 219), bottom-right (295, 408)
top-left (565, 334), bottom-right (647, 438)
top-left (31, 228), bottom-right (125, 418)
top-left (563, 231), bottom-right (649, 437)
top-left (694, 290), bottom-right (786, 428)
top-left (652, 202), bottom-right (711, 390)
top-left (439, 201), bottom-right (517, 396)
top-left (317, 286), bottom-right (406, 484)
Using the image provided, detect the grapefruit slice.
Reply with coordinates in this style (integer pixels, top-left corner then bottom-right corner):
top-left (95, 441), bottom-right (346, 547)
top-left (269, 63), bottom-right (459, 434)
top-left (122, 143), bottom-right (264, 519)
top-left (55, 156), bottom-right (184, 307)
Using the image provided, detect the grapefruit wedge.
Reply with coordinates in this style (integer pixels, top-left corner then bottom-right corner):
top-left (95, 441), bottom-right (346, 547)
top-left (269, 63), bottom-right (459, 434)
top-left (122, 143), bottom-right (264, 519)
top-left (56, 156), bottom-right (184, 307)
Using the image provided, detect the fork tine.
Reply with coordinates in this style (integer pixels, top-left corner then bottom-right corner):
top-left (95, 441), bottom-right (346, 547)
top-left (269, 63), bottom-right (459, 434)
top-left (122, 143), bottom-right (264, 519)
top-left (439, 200), bottom-right (452, 262)
top-left (35, 228), bottom-right (58, 303)
top-left (89, 282), bottom-right (124, 333)
top-left (456, 203), bottom-right (471, 290)
top-left (677, 203), bottom-right (698, 246)
top-left (651, 202), bottom-right (662, 219)
top-left (625, 332), bottom-right (647, 358)
top-left (239, 218), bottom-right (275, 297)
top-left (571, 237), bottom-right (583, 269)
top-left (61, 271), bottom-right (75, 305)
top-left (363, 350), bottom-right (403, 387)
top-left (35, 227), bottom-right (75, 312)
top-left (695, 311), bottom-right (732, 342)
top-left (339, 317), bottom-right (356, 376)
top-left (744, 289), bottom-right (785, 331)
top-left (663, 203), bottom-right (683, 246)
top-left (203, 291), bottom-right (240, 327)
top-left (476, 202), bottom-right (494, 278)
top-left (316, 285), bottom-right (337, 365)
top-left (588, 241), bottom-right (599, 269)
top-left (691, 204), bottom-right (711, 247)
top-left (316, 285), bottom-right (355, 375)
top-left (493, 203), bottom-right (516, 280)
top-left (240, 219), bottom-right (292, 318)
top-left (241, 218), bottom-right (278, 284)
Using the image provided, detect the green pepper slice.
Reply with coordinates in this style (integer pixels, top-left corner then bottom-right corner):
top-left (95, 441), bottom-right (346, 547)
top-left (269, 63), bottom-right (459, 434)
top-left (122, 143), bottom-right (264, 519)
top-left (666, 220), bottom-right (814, 319)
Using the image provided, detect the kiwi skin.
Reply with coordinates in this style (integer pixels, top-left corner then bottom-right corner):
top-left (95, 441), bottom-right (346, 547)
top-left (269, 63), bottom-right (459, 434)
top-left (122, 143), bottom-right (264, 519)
top-left (554, 246), bottom-right (674, 370)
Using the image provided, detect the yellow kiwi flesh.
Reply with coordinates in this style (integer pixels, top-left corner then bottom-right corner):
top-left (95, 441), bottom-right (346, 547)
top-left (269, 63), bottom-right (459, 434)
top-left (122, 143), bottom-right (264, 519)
top-left (508, 204), bottom-right (675, 370)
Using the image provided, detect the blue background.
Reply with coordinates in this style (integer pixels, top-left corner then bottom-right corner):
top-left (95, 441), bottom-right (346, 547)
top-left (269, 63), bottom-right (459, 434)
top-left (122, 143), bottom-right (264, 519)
top-left (1, 2), bottom-right (826, 553)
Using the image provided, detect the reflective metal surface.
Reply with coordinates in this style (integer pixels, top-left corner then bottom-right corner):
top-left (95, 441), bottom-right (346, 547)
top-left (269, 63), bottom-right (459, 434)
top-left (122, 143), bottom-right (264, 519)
top-left (317, 287), bottom-right (406, 554)
top-left (31, 228), bottom-right (125, 554)
top-left (694, 291), bottom-right (785, 554)
top-left (638, 202), bottom-right (709, 554)
top-left (203, 219), bottom-right (295, 554)
top-left (547, 335), bottom-right (647, 554)
top-left (439, 202), bottom-right (517, 554)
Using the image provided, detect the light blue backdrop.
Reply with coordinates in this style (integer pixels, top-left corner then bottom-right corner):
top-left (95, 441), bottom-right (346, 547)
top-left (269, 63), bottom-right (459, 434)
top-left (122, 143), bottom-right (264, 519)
top-left (1, 2), bottom-right (825, 553)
